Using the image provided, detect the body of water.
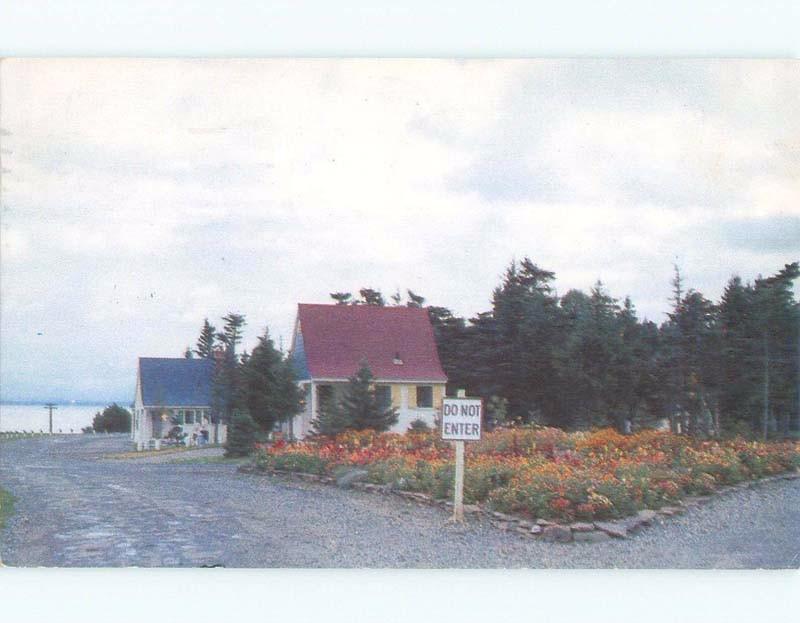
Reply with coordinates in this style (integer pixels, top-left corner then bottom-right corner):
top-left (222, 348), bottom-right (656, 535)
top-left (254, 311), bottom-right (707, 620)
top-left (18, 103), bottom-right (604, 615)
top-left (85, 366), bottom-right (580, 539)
top-left (0, 403), bottom-right (123, 434)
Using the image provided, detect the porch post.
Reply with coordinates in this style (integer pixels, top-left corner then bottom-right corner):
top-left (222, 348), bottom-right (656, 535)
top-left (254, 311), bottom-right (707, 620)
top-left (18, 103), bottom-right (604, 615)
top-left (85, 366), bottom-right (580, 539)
top-left (308, 381), bottom-right (318, 439)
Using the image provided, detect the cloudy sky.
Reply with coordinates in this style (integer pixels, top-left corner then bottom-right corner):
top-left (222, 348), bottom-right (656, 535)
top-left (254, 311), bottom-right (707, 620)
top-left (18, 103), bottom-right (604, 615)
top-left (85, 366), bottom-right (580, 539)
top-left (1, 59), bottom-right (798, 402)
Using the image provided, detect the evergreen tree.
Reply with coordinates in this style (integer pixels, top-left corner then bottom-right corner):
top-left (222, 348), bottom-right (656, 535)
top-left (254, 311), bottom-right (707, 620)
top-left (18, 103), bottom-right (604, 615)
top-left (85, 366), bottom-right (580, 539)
top-left (664, 286), bottom-right (719, 436)
top-left (183, 346), bottom-right (193, 359)
top-left (491, 258), bottom-right (560, 424)
top-left (240, 328), bottom-right (304, 432)
top-left (194, 318), bottom-right (217, 358)
top-left (225, 411), bottom-right (258, 457)
top-left (330, 292), bottom-right (352, 305)
top-left (752, 262), bottom-right (800, 439)
top-left (718, 276), bottom-right (760, 432)
top-left (217, 312), bottom-right (246, 351)
top-left (212, 313), bottom-right (247, 425)
top-left (341, 362), bottom-right (398, 431)
top-left (312, 362), bottom-right (397, 434)
top-left (390, 289), bottom-right (403, 306)
top-left (357, 288), bottom-right (385, 306)
top-left (406, 289), bottom-right (426, 308)
top-left (310, 400), bottom-right (351, 437)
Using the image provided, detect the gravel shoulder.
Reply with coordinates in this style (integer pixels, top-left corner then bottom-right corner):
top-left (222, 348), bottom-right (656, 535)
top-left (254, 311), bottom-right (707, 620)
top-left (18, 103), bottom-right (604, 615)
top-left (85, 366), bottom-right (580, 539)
top-left (1, 435), bottom-right (798, 568)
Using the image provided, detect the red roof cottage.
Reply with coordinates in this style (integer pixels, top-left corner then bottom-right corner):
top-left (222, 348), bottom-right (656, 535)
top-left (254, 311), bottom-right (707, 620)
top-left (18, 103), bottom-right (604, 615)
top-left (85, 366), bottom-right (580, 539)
top-left (284, 303), bottom-right (448, 439)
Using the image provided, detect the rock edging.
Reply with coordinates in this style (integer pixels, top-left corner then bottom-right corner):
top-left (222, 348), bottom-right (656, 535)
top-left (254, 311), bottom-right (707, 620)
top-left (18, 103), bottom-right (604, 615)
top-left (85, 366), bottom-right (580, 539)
top-left (238, 463), bottom-right (800, 544)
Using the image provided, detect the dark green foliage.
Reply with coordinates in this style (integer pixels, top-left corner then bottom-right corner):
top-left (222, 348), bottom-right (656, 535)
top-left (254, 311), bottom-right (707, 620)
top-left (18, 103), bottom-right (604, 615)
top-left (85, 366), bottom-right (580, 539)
top-left (310, 400), bottom-right (351, 437)
top-left (330, 292), bottom-right (352, 305)
top-left (408, 418), bottom-right (431, 433)
top-left (327, 259), bottom-right (799, 438)
top-left (92, 403), bottom-right (131, 433)
top-left (194, 318), bottom-right (217, 358)
top-left (406, 289), bottom-right (426, 308)
top-left (225, 411), bottom-right (258, 457)
top-left (311, 362), bottom-right (398, 435)
top-left (0, 486), bottom-right (14, 530)
top-left (217, 312), bottom-right (246, 351)
top-left (212, 312), bottom-right (247, 425)
top-left (341, 362), bottom-right (398, 431)
top-left (240, 328), bottom-right (304, 432)
top-left (357, 288), bottom-right (385, 306)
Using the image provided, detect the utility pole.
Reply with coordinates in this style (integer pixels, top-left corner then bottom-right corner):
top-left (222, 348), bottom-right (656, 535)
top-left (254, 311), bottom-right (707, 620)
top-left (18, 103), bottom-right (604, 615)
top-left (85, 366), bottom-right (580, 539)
top-left (44, 403), bottom-right (58, 434)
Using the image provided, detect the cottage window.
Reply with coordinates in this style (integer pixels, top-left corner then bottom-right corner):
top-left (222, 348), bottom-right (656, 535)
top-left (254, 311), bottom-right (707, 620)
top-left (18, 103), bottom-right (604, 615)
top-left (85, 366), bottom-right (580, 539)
top-left (185, 410), bottom-right (195, 424)
top-left (375, 385), bottom-right (392, 411)
top-left (416, 386), bottom-right (433, 408)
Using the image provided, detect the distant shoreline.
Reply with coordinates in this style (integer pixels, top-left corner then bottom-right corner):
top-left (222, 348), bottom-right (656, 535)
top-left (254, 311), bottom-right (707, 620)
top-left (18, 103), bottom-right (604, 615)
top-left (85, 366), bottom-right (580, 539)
top-left (0, 400), bottom-right (129, 407)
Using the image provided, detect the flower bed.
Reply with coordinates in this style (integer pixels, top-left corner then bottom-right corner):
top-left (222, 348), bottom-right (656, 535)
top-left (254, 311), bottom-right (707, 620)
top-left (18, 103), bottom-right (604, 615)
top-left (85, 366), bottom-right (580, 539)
top-left (251, 428), bottom-right (800, 523)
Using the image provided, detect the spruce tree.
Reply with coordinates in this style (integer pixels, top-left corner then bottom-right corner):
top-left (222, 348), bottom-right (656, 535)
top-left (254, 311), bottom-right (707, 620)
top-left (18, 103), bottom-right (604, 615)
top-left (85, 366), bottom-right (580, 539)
top-left (311, 361), bottom-right (397, 434)
top-left (212, 312), bottom-right (247, 426)
top-left (225, 411), bottom-right (258, 457)
top-left (195, 318), bottom-right (217, 358)
top-left (310, 400), bottom-right (352, 437)
top-left (240, 328), bottom-right (303, 432)
top-left (341, 362), bottom-right (398, 431)
top-left (406, 289), bottom-right (426, 308)
top-left (330, 292), bottom-right (352, 305)
top-left (357, 288), bottom-right (385, 306)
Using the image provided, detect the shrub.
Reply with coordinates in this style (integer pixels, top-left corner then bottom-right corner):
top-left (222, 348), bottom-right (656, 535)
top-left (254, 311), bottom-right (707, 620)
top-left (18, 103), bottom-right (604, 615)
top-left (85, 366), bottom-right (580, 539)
top-left (272, 452), bottom-right (329, 475)
top-left (92, 404), bottom-right (132, 433)
top-left (408, 419), bottom-right (431, 433)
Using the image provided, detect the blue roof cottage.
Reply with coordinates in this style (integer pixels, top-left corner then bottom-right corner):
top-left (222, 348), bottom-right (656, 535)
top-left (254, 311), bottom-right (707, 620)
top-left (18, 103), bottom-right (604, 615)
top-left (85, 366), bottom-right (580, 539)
top-left (132, 357), bottom-right (224, 449)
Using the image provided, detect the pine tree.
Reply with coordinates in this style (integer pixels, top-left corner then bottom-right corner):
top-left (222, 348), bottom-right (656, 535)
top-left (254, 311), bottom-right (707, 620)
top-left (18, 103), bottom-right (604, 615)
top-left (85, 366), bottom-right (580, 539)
top-left (752, 262), bottom-right (799, 439)
top-left (330, 292), bottom-right (352, 305)
top-left (357, 288), bottom-right (385, 306)
top-left (225, 412), bottom-right (258, 457)
top-left (341, 362), bottom-right (398, 431)
top-left (310, 400), bottom-right (352, 437)
top-left (491, 258), bottom-right (560, 424)
top-left (718, 276), bottom-right (759, 433)
top-left (406, 289), bottom-right (426, 308)
top-left (194, 318), bottom-right (217, 358)
top-left (240, 328), bottom-right (303, 432)
top-left (217, 312), bottom-right (246, 351)
top-left (212, 313), bottom-right (247, 426)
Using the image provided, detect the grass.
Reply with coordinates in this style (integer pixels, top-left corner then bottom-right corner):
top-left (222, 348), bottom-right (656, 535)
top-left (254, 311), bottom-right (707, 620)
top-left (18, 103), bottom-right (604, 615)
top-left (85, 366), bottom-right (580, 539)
top-left (168, 454), bottom-right (248, 465)
top-left (104, 443), bottom-right (222, 460)
top-left (0, 487), bottom-right (14, 530)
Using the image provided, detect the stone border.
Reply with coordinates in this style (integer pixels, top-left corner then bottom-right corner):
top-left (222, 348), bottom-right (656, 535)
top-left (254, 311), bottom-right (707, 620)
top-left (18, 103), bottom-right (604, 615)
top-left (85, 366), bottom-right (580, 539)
top-left (238, 464), bottom-right (800, 544)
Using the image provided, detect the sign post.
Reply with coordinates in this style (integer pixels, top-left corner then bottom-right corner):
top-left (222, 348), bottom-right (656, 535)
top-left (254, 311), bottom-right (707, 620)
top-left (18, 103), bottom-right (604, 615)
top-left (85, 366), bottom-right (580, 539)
top-left (441, 395), bottom-right (482, 522)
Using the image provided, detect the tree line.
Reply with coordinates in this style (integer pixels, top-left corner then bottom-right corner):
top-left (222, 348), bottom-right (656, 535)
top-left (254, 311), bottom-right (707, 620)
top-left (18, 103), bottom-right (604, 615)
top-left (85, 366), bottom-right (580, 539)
top-left (330, 259), bottom-right (799, 439)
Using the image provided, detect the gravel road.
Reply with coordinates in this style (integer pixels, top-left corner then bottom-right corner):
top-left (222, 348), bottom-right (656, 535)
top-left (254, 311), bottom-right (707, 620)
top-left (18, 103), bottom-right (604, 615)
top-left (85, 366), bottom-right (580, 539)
top-left (1, 435), bottom-right (798, 568)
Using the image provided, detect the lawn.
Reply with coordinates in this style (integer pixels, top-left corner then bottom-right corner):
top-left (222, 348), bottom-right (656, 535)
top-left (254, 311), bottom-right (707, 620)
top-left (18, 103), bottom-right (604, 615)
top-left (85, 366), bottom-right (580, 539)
top-left (252, 427), bottom-right (800, 523)
top-left (104, 444), bottom-right (222, 460)
top-left (0, 486), bottom-right (14, 530)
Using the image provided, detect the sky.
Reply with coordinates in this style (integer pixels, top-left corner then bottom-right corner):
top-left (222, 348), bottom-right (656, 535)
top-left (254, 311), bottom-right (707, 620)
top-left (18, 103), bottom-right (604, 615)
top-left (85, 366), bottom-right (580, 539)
top-left (1, 58), bottom-right (798, 402)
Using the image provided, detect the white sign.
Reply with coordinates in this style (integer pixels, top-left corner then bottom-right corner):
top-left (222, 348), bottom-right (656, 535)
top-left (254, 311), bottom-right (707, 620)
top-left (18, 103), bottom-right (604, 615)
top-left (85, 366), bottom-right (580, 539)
top-left (441, 397), bottom-right (482, 441)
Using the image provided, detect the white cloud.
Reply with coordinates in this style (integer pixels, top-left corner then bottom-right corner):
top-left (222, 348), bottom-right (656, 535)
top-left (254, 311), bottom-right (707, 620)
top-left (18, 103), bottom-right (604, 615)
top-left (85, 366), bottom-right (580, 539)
top-left (1, 59), bottom-right (798, 400)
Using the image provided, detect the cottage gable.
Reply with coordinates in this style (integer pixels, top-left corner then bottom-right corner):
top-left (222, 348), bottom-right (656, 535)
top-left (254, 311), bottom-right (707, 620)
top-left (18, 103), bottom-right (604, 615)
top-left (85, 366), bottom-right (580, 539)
top-left (294, 304), bottom-right (447, 382)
